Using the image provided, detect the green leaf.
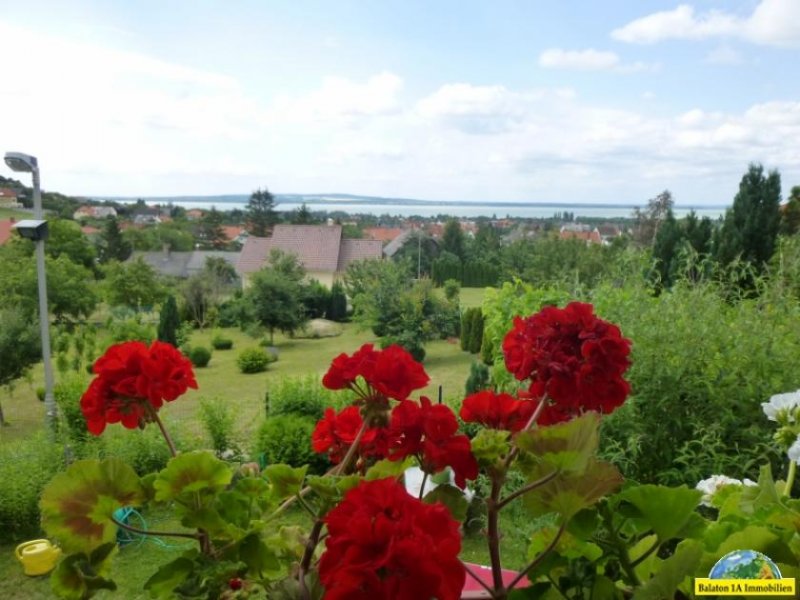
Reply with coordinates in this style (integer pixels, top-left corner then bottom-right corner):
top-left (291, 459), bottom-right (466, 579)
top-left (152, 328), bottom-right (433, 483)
top-left (423, 484), bottom-right (469, 521)
top-left (528, 524), bottom-right (602, 563)
top-left (524, 458), bottom-right (623, 521)
top-left (50, 544), bottom-right (118, 600)
top-left (516, 412), bottom-right (600, 474)
top-left (264, 464), bottom-right (307, 499)
top-left (180, 505), bottom-right (242, 539)
top-left (632, 540), bottom-right (703, 600)
top-left (739, 464), bottom-right (781, 513)
top-left (470, 429), bottom-right (511, 465)
top-left (365, 456), bottom-right (414, 481)
top-left (591, 575), bottom-right (623, 600)
top-left (143, 556), bottom-right (195, 599)
top-left (617, 485), bottom-right (701, 542)
top-left (153, 451), bottom-right (232, 504)
top-left (238, 532), bottom-right (281, 577)
top-left (40, 458), bottom-right (144, 553)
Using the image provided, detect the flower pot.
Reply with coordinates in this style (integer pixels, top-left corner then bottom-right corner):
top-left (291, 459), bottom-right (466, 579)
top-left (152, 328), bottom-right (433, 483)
top-left (461, 562), bottom-right (529, 599)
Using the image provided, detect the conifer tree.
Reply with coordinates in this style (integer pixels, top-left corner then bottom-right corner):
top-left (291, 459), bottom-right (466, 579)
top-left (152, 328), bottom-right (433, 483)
top-left (157, 295), bottom-right (180, 347)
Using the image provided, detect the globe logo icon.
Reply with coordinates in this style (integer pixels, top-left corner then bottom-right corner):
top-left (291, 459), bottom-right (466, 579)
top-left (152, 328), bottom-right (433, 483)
top-left (709, 550), bottom-right (782, 580)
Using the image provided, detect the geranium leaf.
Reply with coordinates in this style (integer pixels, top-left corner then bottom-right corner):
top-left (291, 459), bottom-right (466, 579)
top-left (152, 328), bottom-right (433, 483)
top-left (617, 485), bottom-right (702, 542)
top-left (365, 457), bottom-right (414, 481)
top-left (153, 451), bottom-right (232, 504)
top-left (423, 484), bottom-right (469, 521)
top-left (632, 540), bottom-right (703, 600)
top-left (143, 556), bottom-right (195, 599)
top-left (524, 459), bottom-right (622, 521)
top-left (40, 458), bottom-right (144, 553)
top-left (515, 412), bottom-right (600, 474)
top-left (237, 532), bottom-right (281, 577)
top-left (180, 505), bottom-right (243, 539)
top-left (591, 575), bottom-right (624, 600)
top-left (50, 543), bottom-right (118, 600)
top-left (263, 464), bottom-right (307, 499)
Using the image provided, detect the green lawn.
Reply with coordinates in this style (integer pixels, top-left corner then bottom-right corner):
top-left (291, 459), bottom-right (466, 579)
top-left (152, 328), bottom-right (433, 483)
top-left (0, 207), bottom-right (30, 220)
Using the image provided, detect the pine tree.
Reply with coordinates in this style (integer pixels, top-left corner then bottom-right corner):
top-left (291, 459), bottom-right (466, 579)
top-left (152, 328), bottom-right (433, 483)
top-left (460, 309), bottom-right (474, 351)
top-left (326, 281), bottom-right (348, 322)
top-left (157, 295), bottom-right (181, 347)
top-left (99, 217), bottom-right (132, 263)
top-left (781, 186), bottom-right (800, 236)
top-left (246, 188), bottom-right (278, 236)
top-left (441, 219), bottom-right (466, 260)
top-left (469, 309), bottom-right (484, 354)
top-left (200, 206), bottom-right (227, 249)
top-left (715, 164), bottom-right (781, 272)
top-left (651, 209), bottom-right (684, 287)
top-left (292, 203), bottom-right (313, 224)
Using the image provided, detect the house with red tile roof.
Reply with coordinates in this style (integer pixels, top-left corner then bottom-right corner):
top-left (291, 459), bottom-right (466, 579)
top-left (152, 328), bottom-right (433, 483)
top-left (363, 227), bottom-right (405, 244)
top-left (0, 188), bottom-right (21, 208)
top-left (237, 224), bottom-right (383, 288)
top-left (559, 224), bottom-right (602, 245)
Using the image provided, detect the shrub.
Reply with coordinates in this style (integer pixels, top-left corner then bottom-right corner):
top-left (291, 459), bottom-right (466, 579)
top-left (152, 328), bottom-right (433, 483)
top-left (443, 278), bottom-right (460, 301)
top-left (199, 397), bottom-right (237, 456)
top-left (254, 415), bottom-right (329, 474)
top-left (188, 346), bottom-right (212, 368)
top-left (0, 434), bottom-right (65, 542)
top-left (108, 316), bottom-right (155, 344)
top-left (82, 426), bottom-right (173, 475)
top-left (301, 279), bottom-right (332, 319)
top-left (465, 361), bottom-right (490, 396)
top-left (468, 309), bottom-right (484, 354)
top-left (326, 281), bottom-right (348, 322)
top-left (157, 295), bottom-right (180, 347)
top-left (267, 375), bottom-right (332, 420)
top-left (54, 374), bottom-right (91, 446)
top-left (237, 347), bottom-right (271, 374)
top-left (211, 335), bottom-right (234, 350)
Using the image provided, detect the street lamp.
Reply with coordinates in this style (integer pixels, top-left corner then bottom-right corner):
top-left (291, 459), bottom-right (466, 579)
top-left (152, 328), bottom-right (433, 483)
top-left (4, 151), bottom-right (57, 435)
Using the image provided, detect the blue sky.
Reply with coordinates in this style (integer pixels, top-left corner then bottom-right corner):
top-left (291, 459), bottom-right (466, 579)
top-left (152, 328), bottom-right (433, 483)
top-left (1, 0), bottom-right (799, 204)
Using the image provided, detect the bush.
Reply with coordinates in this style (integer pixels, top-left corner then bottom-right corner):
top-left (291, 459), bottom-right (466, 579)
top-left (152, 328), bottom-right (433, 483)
top-left (301, 279), bottom-right (332, 319)
top-left (54, 374), bottom-right (91, 446)
top-left (237, 347), bottom-right (272, 374)
top-left (267, 375), bottom-right (338, 420)
top-left (211, 335), bottom-right (234, 350)
top-left (254, 415), bottom-right (329, 474)
top-left (465, 361), bottom-right (490, 396)
top-left (188, 346), bottom-right (212, 368)
top-left (81, 426), bottom-right (174, 475)
top-left (326, 281), bottom-right (348, 322)
top-left (443, 279), bottom-right (461, 301)
top-left (199, 397), bottom-right (237, 457)
top-left (108, 316), bottom-right (155, 344)
top-left (0, 435), bottom-right (65, 542)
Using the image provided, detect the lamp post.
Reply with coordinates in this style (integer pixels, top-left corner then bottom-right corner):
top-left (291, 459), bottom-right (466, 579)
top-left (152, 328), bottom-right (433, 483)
top-left (4, 151), bottom-right (57, 435)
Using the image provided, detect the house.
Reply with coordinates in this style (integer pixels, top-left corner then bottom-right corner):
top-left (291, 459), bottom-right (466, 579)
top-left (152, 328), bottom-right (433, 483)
top-left (72, 205), bottom-right (118, 220)
top-left (0, 188), bottom-right (21, 208)
top-left (186, 209), bottom-right (204, 221)
top-left (128, 249), bottom-right (240, 279)
top-left (363, 227), bottom-right (405, 244)
top-left (559, 223), bottom-right (602, 245)
top-left (236, 224), bottom-right (383, 288)
top-left (133, 214), bottom-right (162, 226)
top-left (0, 219), bottom-right (15, 245)
top-left (222, 225), bottom-right (248, 245)
top-left (596, 224), bottom-right (622, 244)
top-left (382, 229), bottom-right (417, 258)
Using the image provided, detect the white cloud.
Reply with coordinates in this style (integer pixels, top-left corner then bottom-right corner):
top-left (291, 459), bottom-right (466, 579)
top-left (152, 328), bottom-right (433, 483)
top-left (539, 48), bottom-right (620, 70)
top-left (612, 0), bottom-right (800, 47)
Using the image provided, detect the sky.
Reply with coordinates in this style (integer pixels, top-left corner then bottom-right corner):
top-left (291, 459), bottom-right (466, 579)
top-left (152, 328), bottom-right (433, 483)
top-left (1, 0), bottom-right (799, 205)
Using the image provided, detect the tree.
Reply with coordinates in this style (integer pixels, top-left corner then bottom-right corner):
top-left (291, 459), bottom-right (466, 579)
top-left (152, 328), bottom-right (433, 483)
top-left (0, 306), bottom-right (41, 425)
top-left (157, 295), bottom-right (180, 346)
top-left (326, 281), bottom-right (348, 322)
top-left (246, 269), bottom-right (307, 345)
top-left (651, 209), bottom-right (683, 288)
top-left (441, 219), bottom-right (465, 260)
top-left (292, 203), bottom-right (313, 225)
top-left (684, 210), bottom-right (713, 255)
top-left (181, 258), bottom-right (238, 329)
top-left (199, 206), bottom-right (227, 249)
top-left (781, 186), bottom-right (800, 236)
top-left (46, 219), bottom-right (97, 271)
top-left (246, 188), bottom-right (278, 236)
top-left (633, 190), bottom-right (674, 247)
top-left (268, 248), bottom-right (306, 283)
top-left (104, 258), bottom-right (165, 309)
top-left (715, 164), bottom-right (781, 273)
top-left (98, 217), bottom-right (132, 263)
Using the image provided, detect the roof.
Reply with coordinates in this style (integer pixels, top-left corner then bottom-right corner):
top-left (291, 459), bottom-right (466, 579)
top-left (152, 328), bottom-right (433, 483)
top-left (337, 239), bottom-right (384, 271)
top-left (363, 227), bottom-right (404, 243)
top-left (129, 250), bottom-right (240, 278)
top-left (0, 188), bottom-right (17, 198)
top-left (222, 225), bottom-right (245, 241)
top-left (81, 225), bottom-right (100, 235)
top-left (383, 229), bottom-right (416, 257)
top-left (559, 229), bottom-right (602, 244)
top-left (237, 224), bottom-right (382, 276)
top-left (0, 219), bottom-right (13, 245)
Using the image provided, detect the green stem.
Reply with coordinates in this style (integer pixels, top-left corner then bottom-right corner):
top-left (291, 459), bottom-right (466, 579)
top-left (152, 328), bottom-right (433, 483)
top-left (599, 503), bottom-right (640, 587)
top-left (110, 516), bottom-right (199, 541)
top-left (146, 403), bottom-right (177, 457)
top-left (497, 470), bottom-right (558, 510)
top-left (487, 476), bottom-right (505, 595)
top-left (503, 397), bottom-right (547, 471)
top-left (418, 471), bottom-right (429, 500)
top-left (299, 519), bottom-right (325, 600)
top-left (507, 521), bottom-right (566, 591)
top-left (785, 460), bottom-right (796, 497)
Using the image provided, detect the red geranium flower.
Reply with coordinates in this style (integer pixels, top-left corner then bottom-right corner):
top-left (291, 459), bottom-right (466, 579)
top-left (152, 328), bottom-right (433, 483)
top-left (388, 398), bottom-right (478, 489)
top-left (321, 344), bottom-right (429, 404)
top-left (311, 406), bottom-right (390, 465)
top-left (80, 341), bottom-right (197, 435)
top-left (460, 390), bottom-right (537, 432)
top-left (319, 478), bottom-right (465, 600)
top-left (502, 302), bottom-right (631, 425)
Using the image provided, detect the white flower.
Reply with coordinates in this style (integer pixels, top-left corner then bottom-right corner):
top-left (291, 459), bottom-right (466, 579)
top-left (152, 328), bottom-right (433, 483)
top-left (787, 436), bottom-right (800, 465)
top-left (695, 474), bottom-right (744, 506)
top-left (761, 390), bottom-right (800, 422)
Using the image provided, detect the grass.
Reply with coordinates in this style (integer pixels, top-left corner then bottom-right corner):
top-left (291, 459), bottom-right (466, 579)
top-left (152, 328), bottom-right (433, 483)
top-left (0, 207), bottom-right (31, 220)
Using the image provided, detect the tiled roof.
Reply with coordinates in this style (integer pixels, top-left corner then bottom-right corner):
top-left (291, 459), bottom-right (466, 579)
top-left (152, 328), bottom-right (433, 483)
top-left (222, 225), bottom-right (245, 241)
top-left (185, 251), bottom-right (240, 276)
top-left (0, 220), bottom-right (13, 245)
top-left (364, 227), bottom-right (404, 243)
top-left (337, 239), bottom-right (384, 271)
top-left (236, 236), bottom-right (272, 274)
top-left (383, 229), bottom-right (416, 257)
top-left (131, 251), bottom-right (193, 278)
top-left (0, 188), bottom-right (18, 198)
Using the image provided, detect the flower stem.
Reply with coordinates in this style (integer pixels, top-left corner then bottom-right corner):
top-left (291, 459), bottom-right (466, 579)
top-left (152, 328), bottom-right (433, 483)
top-left (334, 420), bottom-right (368, 475)
top-left (146, 403), bottom-right (177, 457)
top-left (496, 469), bottom-right (558, 510)
top-left (506, 521), bottom-right (566, 591)
top-left (110, 515), bottom-right (200, 541)
top-left (785, 460), bottom-right (796, 497)
top-left (503, 397), bottom-right (547, 471)
top-left (418, 471), bottom-right (429, 500)
top-left (299, 519), bottom-right (325, 600)
top-left (487, 476), bottom-right (505, 594)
